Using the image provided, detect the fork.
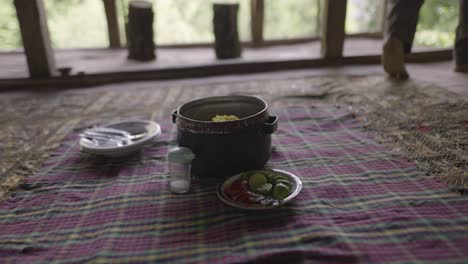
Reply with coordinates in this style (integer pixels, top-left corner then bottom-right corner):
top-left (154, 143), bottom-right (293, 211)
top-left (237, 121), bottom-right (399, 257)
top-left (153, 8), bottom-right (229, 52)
top-left (82, 127), bottom-right (147, 141)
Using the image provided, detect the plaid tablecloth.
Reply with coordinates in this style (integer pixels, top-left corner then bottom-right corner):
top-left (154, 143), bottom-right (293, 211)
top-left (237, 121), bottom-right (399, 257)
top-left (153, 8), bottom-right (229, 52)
top-left (1, 106), bottom-right (467, 263)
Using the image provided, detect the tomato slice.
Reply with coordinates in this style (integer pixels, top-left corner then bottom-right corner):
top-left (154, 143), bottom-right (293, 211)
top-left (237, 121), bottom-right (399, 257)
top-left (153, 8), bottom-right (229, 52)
top-left (224, 186), bottom-right (242, 200)
top-left (224, 179), bottom-right (258, 205)
top-left (230, 179), bottom-right (246, 191)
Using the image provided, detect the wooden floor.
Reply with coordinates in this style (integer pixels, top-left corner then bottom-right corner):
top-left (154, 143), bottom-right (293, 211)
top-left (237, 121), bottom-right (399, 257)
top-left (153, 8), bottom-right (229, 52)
top-left (0, 38), bottom-right (437, 80)
top-left (0, 35), bottom-right (465, 95)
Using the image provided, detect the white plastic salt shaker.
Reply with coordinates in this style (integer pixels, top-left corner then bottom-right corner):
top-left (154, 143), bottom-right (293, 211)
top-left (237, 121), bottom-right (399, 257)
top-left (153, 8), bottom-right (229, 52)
top-left (168, 147), bottom-right (195, 194)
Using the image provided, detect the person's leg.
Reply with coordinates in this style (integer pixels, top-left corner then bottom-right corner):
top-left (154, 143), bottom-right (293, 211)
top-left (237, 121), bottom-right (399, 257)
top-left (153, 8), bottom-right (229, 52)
top-left (455, 0), bottom-right (468, 72)
top-left (382, 0), bottom-right (424, 79)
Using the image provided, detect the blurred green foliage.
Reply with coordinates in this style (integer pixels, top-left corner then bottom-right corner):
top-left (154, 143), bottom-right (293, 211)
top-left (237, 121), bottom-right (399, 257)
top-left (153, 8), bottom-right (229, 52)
top-left (44, 0), bottom-right (108, 48)
top-left (415, 0), bottom-right (459, 48)
top-left (0, 1), bottom-right (21, 49)
top-left (346, 0), bottom-right (380, 33)
top-left (142, 0), bottom-right (250, 44)
top-left (264, 0), bottom-right (319, 40)
top-left (0, 0), bottom-right (460, 50)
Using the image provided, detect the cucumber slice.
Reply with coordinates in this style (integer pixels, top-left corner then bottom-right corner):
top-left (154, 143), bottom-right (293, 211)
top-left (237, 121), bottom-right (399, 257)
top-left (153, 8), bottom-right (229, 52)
top-left (266, 174), bottom-right (276, 184)
top-left (273, 175), bottom-right (289, 183)
top-left (252, 183), bottom-right (273, 195)
top-left (275, 179), bottom-right (292, 189)
top-left (249, 173), bottom-right (267, 188)
top-left (273, 183), bottom-right (291, 200)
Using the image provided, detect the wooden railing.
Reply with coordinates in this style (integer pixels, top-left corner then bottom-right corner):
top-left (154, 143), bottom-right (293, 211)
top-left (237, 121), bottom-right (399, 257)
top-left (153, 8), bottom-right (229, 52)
top-left (14, 0), bottom-right (388, 79)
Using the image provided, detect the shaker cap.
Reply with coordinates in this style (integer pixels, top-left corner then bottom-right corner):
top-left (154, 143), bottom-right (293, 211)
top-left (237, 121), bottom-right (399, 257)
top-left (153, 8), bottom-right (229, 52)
top-left (168, 147), bottom-right (195, 163)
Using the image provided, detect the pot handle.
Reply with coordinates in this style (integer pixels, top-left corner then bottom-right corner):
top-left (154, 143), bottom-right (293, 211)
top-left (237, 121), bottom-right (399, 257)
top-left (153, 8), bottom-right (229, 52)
top-left (263, 116), bottom-right (278, 134)
top-left (172, 110), bottom-right (178, 124)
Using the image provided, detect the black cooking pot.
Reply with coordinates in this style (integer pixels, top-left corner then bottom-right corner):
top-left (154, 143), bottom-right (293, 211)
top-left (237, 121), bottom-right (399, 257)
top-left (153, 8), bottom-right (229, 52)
top-left (172, 95), bottom-right (278, 178)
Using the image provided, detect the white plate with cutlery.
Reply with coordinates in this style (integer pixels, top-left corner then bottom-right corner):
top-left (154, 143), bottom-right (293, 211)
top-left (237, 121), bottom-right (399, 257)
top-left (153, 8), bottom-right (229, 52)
top-left (79, 120), bottom-right (161, 157)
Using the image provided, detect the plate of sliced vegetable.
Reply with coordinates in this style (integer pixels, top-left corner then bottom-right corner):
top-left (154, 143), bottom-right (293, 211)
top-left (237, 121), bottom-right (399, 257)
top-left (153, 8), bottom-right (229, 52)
top-left (217, 169), bottom-right (302, 210)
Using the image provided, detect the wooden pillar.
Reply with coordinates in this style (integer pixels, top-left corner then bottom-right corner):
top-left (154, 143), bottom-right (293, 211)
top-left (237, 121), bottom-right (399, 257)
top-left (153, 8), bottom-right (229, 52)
top-left (377, 0), bottom-right (388, 34)
top-left (103, 0), bottom-right (121, 48)
top-left (250, 0), bottom-right (264, 45)
top-left (316, 0), bottom-right (322, 35)
top-left (320, 0), bottom-right (347, 59)
top-left (14, 0), bottom-right (56, 78)
top-left (454, 0), bottom-right (468, 68)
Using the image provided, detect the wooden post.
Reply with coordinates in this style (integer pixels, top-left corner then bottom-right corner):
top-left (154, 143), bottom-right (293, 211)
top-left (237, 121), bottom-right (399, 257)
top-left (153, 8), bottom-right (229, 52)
top-left (127, 0), bottom-right (155, 61)
top-left (14, 0), bottom-right (56, 78)
top-left (320, 0), bottom-right (347, 59)
top-left (454, 0), bottom-right (468, 69)
top-left (103, 0), bottom-right (121, 48)
top-left (213, 3), bottom-right (242, 59)
top-left (316, 0), bottom-right (322, 35)
top-left (377, 0), bottom-right (388, 34)
top-left (250, 0), bottom-right (264, 45)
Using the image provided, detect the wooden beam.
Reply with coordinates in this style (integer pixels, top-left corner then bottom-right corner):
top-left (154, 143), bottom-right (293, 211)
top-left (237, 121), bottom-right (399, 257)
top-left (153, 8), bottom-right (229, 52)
top-left (377, 0), bottom-right (388, 33)
top-left (103, 0), bottom-right (121, 48)
top-left (321, 0), bottom-right (347, 59)
top-left (0, 49), bottom-right (452, 91)
top-left (14, 0), bottom-right (56, 78)
top-left (315, 0), bottom-right (322, 35)
top-left (0, 33), bottom-right (383, 57)
top-left (250, 0), bottom-right (264, 45)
